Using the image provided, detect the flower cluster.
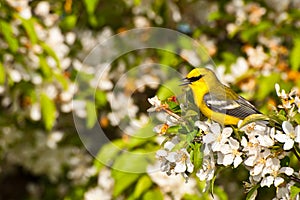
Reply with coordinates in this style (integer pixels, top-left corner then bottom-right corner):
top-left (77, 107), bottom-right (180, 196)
top-left (150, 82), bottom-right (300, 199)
top-left (275, 83), bottom-right (300, 115)
top-left (156, 136), bottom-right (194, 176)
top-left (84, 168), bottom-right (114, 200)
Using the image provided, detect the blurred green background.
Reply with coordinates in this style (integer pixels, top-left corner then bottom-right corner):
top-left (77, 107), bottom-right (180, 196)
top-left (1, 0), bottom-right (300, 199)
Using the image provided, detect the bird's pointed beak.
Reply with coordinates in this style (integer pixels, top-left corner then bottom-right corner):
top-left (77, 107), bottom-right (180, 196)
top-left (180, 78), bottom-right (190, 86)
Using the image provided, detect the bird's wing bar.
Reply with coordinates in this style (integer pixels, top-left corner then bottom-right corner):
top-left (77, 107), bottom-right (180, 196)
top-left (204, 93), bottom-right (261, 119)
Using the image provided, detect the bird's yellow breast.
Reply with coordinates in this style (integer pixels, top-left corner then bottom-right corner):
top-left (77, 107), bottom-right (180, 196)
top-left (189, 83), bottom-right (240, 125)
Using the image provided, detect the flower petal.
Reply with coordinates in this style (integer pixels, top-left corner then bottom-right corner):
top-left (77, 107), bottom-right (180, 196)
top-left (274, 177), bottom-right (284, 187)
top-left (244, 156), bottom-right (256, 167)
top-left (229, 138), bottom-right (239, 149)
top-left (261, 176), bottom-right (274, 187)
top-left (283, 139), bottom-right (294, 150)
top-left (222, 127), bottom-right (233, 137)
top-left (196, 169), bottom-right (207, 181)
top-left (174, 162), bottom-right (186, 173)
top-left (164, 141), bottom-right (175, 151)
top-left (210, 123), bottom-right (221, 134)
top-left (282, 121), bottom-right (293, 135)
top-left (234, 156), bottom-right (243, 168)
top-left (274, 133), bottom-right (289, 143)
top-left (222, 154), bottom-right (234, 166)
top-left (166, 152), bottom-right (177, 162)
top-left (195, 121), bottom-right (209, 132)
top-left (156, 149), bottom-right (167, 157)
top-left (295, 126), bottom-right (300, 143)
top-left (280, 167), bottom-right (294, 176)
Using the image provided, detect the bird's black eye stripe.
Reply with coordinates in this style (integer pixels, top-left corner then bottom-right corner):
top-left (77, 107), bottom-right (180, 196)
top-left (187, 74), bottom-right (204, 82)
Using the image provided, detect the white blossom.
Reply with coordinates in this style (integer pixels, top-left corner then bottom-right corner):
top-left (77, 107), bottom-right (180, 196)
top-left (34, 1), bottom-right (50, 17)
top-left (147, 163), bottom-right (197, 200)
top-left (203, 123), bottom-right (232, 152)
top-left (275, 185), bottom-right (291, 200)
top-left (261, 158), bottom-right (294, 188)
top-left (195, 120), bottom-right (210, 133)
top-left (275, 83), bottom-right (288, 99)
top-left (196, 153), bottom-right (215, 181)
top-left (107, 92), bottom-right (139, 126)
top-left (275, 121), bottom-right (299, 150)
top-left (84, 187), bottom-right (111, 200)
top-left (147, 96), bottom-right (162, 112)
top-left (72, 100), bottom-right (87, 118)
top-left (245, 45), bottom-right (268, 68)
top-left (174, 149), bottom-right (194, 173)
top-left (217, 138), bottom-right (243, 168)
top-left (84, 169), bottom-right (114, 200)
top-left (244, 148), bottom-right (271, 177)
top-left (164, 135), bottom-right (181, 151)
top-left (46, 131), bottom-right (63, 149)
top-left (275, 83), bottom-right (297, 110)
top-left (156, 147), bottom-right (194, 175)
top-left (30, 103), bottom-right (41, 121)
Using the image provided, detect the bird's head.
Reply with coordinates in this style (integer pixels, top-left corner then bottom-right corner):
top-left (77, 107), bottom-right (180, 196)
top-left (181, 68), bottom-right (218, 87)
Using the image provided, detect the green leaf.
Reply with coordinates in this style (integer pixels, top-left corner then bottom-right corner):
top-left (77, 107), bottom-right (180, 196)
top-left (207, 11), bottom-right (222, 21)
top-left (41, 93), bottom-right (56, 130)
top-left (39, 55), bottom-right (52, 78)
top-left (40, 42), bottom-right (61, 69)
top-left (256, 73), bottom-right (281, 100)
top-left (143, 189), bottom-right (164, 200)
top-left (83, 0), bottom-right (100, 14)
top-left (221, 52), bottom-right (237, 66)
top-left (0, 20), bottom-right (19, 52)
top-left (213, 186), bottom-right (228, 200)
top-left (133, 175), bottom-right (153, 198)
top-left (134, 0), bottom-right (141, 6)
top-left (290, 37), bottom-right (300, 71)
top-left (94, 139), bottom-right (124, 170)
top-left (127, 123), bottom-right (156, 149)
top-left (60, 15), bottom-right (77, 30)
top-left (111, 149), bottom-right (154, 197)
top-left (83, 0), bottom-right (99, 27)
top-left (86, 101), bottom-right (97, 128)
top-left (166, 100), bottom-right (181, 114)
top-left (157, 78), bottom-right (182, 100)
top-left (159, 50), bottom-right (178, 66)
top-left (246, 185), bottom-right (259, 200)
top-left (182, 193), bottom-right (202, 200)
top-left (166, 125), bottom-right (180, 134)
top-left (0, 62), bottom-right (6, 84)
top-left (54, 73), bottom-right (68, 90)
top-left (291, 185), bottom-right (300, 198)
top-left (277, 110), bottom-right (288, 122)
top-left (240, 21), bottom-right (272, 42)
top-left (185, 109), bottom-right (199, 117)
top-left (112, 150), bottom-right (150, 173)
top-left (192, 142), bottom-right (202, 171)
top-left (293, 113), bottom-right (300, 125)
top-left (95, 90), bottom-right (107, 107)
top-left (20, 17), bottom-right (38, 44)
top-left (186, 129), bottom-right (197, 144)
top-left (112, 171), bottom-right (140, 197)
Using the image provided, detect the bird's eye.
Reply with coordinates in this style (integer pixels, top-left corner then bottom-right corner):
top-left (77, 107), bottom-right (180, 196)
top-left (187, 74), bottom-right (204, 82)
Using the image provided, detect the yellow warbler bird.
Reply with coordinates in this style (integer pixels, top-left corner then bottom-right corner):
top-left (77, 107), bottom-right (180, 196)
top-left (181, 68), bottom-right (261, 125)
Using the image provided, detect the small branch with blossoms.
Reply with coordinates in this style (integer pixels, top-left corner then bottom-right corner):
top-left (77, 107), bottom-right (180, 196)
top-left (147, 84), bottom-right (300, 199)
